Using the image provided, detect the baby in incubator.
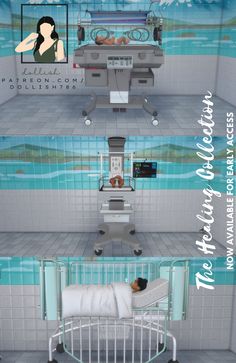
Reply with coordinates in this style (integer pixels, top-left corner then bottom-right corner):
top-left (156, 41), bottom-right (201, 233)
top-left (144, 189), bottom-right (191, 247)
top-left (95, 35), bottom-right (130, 45)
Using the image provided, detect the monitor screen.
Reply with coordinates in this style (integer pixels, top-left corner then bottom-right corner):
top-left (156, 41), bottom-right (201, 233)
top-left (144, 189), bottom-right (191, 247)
top-left (133, 162), bottom-right (157, 178)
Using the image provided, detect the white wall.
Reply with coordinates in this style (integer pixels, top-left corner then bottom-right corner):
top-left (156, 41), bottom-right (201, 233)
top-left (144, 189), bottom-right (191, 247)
top-left (0, 0), bottom-right (17, 105)
top-left (155, 55), bottom-right (218, 95)
top-left (212, 194), bottom-right (236, 251)
top-left (0, 189), bottom-right (203, 232)
top-left (216, 57), bottom-right (236, 106)
top-left (0, 57), bottom-right (17, 105)
top-left (231, 285), bottom-right (236, 353)
top-left (1, 190), bottom-right (233, 242)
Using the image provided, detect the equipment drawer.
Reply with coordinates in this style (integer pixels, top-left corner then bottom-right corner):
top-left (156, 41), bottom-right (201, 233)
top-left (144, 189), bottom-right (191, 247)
top-left (85, 69), bottom-right (108, 87)
top-left (131, 70), bottom-right (154, 87)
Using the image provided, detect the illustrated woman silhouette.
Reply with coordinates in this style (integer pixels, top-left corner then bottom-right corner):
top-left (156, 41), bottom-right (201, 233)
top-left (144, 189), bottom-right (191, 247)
top-left (15, 16), bottom-right (65, 63)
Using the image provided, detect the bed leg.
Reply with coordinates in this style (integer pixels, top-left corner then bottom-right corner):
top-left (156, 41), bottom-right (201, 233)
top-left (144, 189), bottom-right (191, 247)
top-left (56, 332), bottom-right (65, 353)
top-left (48, 336), bottom-right (58, 363)
top-left (142, 95), bottom-right (157, 117)
top-left (167, 334), bottom-right (179, 363)
top-left (82, 92), bottom-right (96, 118)
top-left (158, 342), bottom-right (167, 352)
top-left (56, 342), bottom-right (65, 353)
top-left (158, 333), bottom-right (167, 352)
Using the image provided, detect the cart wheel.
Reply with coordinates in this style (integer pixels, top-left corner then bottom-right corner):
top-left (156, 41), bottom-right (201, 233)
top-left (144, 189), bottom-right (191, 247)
top-left (152, 118), bottom-right (159, 126)
top-left (56, 343), bottom-right (65, 354)
top-left (130, 229), bottom-right (135, 235)
top-left (168, 360), bottom-right (179, 363)
top-left (158, 342), bottom-right (167, 352)
top-left (95, 249), bottom-right (103, 256)
top-left (84, 118), bottom-right (92, 126)
top-left (99, 230), bottom-right (105, 235)
top-left (134, 249), bottom-right (142, 256)
top-left (48, 360), bottom-right (58, 363)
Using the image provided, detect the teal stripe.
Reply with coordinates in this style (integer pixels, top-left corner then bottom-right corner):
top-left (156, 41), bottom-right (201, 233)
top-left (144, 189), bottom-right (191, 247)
top-left (0, 257), bottom-right (235, 286)
top-left (0, 136), bottom-right (234, 193)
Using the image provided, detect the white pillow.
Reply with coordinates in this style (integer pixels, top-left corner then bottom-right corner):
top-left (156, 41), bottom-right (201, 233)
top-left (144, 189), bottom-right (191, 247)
top-left (132, 278), bottom-right (169, 308)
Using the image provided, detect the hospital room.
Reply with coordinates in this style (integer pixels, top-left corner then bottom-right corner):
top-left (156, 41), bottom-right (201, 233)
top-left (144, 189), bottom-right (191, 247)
top-left (0, 257), bottom-right (235, 363)
top-left (0, 0), bottom-right (235, 362)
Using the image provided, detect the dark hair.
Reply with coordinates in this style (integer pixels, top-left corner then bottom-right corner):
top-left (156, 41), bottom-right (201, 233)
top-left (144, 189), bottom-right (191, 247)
top-left (137, 278), bottom-right (148, 291)
top-left (34, 16), bottom-right (59, 54)
top-left (95, 39), bottom-right (103, 46)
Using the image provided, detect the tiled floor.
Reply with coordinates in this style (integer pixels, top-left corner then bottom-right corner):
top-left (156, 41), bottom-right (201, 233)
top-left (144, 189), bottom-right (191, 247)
top-left (1, 350), bottom-right (236, 363)
top-left (0, 95), bottom-right (234, 136)
top-left (0, 232), bottom-right (226, 257)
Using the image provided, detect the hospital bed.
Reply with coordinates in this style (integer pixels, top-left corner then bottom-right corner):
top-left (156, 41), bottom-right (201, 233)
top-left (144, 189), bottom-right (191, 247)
top-left (73, 1), bottom-right (164, 126)
top-left (39, 259), bottom-right (189, 363)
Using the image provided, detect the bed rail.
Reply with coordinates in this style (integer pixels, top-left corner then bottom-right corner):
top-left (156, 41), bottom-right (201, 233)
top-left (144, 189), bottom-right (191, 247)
top-left (39, 259), bottom-right (189, 322)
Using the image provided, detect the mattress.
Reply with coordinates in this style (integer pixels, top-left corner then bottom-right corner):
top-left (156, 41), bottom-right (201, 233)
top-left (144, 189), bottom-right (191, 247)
top-left (132, 278), bottom-right (169, 308)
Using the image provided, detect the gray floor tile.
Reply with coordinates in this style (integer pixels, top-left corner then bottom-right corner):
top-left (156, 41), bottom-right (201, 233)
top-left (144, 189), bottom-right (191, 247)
top-left (0, 232), bottom-right (226, 257)
top-left (1, 350), bottom-right (236, 363)
top-left (0, 95), bottom-right (234, 136)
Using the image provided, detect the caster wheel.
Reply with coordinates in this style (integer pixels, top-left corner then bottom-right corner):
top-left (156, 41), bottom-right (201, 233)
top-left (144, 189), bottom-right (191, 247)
top-left (56, 343), bottom-right (65, 353)
top-left (95, 249), bottom-right (103, 256)
top-left (134, 249), bottom-right (142, 256)
top-left (84, 118), bottom-right (92, 126)
top-left (152, 119), bottom-right (159, 126)
top-left (168, 360), bottom-right (179, 363)
top-left (130, 230), bottom-right (135, 235)
top-left (99, 230), bottom-right (105, 235)
top-left (158, 342), bottom-right (167, 352)
top-left (48, 360), bottom-right (58, 363)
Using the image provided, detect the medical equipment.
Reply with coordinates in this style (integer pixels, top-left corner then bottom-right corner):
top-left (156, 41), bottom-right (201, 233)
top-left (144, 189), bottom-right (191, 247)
top-left (99, 137), bottom-right (135, 192)
top-left (74, 1), bottom-right (164, 126)
top-left (95, 196), bottom-right (142, 256)
top-left (39, 259), bottom-right (189, 363)
top-left (133, 161), bottom-right (157, 178)
top-left (96, 137), bottom-right (140, 255)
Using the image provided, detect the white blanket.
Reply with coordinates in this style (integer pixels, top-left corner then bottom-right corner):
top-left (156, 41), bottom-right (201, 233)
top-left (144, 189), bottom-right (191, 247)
top-left (62, 283), bottom-right (132, 319)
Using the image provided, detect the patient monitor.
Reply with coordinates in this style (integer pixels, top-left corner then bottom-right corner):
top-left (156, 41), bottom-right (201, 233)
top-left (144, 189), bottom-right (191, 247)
top-left (74, 2), bottom-right (164, 126)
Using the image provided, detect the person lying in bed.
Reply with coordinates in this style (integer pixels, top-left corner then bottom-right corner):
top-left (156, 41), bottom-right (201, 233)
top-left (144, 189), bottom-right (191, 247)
top-left (95, 35), bottom-right (130, 45)
top-left (131, 278), bottom-right (148, 292)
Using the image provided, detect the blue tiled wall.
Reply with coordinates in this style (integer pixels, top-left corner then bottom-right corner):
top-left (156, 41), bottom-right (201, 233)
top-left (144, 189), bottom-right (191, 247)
top-left (0, 136), bottom-right (234, 193)
top-left (0, 0), bottom-right (235, 57)
top-left (0, 257), bottom-right (234, 286)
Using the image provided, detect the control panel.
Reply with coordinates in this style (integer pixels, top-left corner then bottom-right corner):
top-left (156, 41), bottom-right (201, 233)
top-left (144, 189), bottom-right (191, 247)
top-left (107, 56), bottom-right (133, 69)
top-left (110, 156), bottom-right (123, 177)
